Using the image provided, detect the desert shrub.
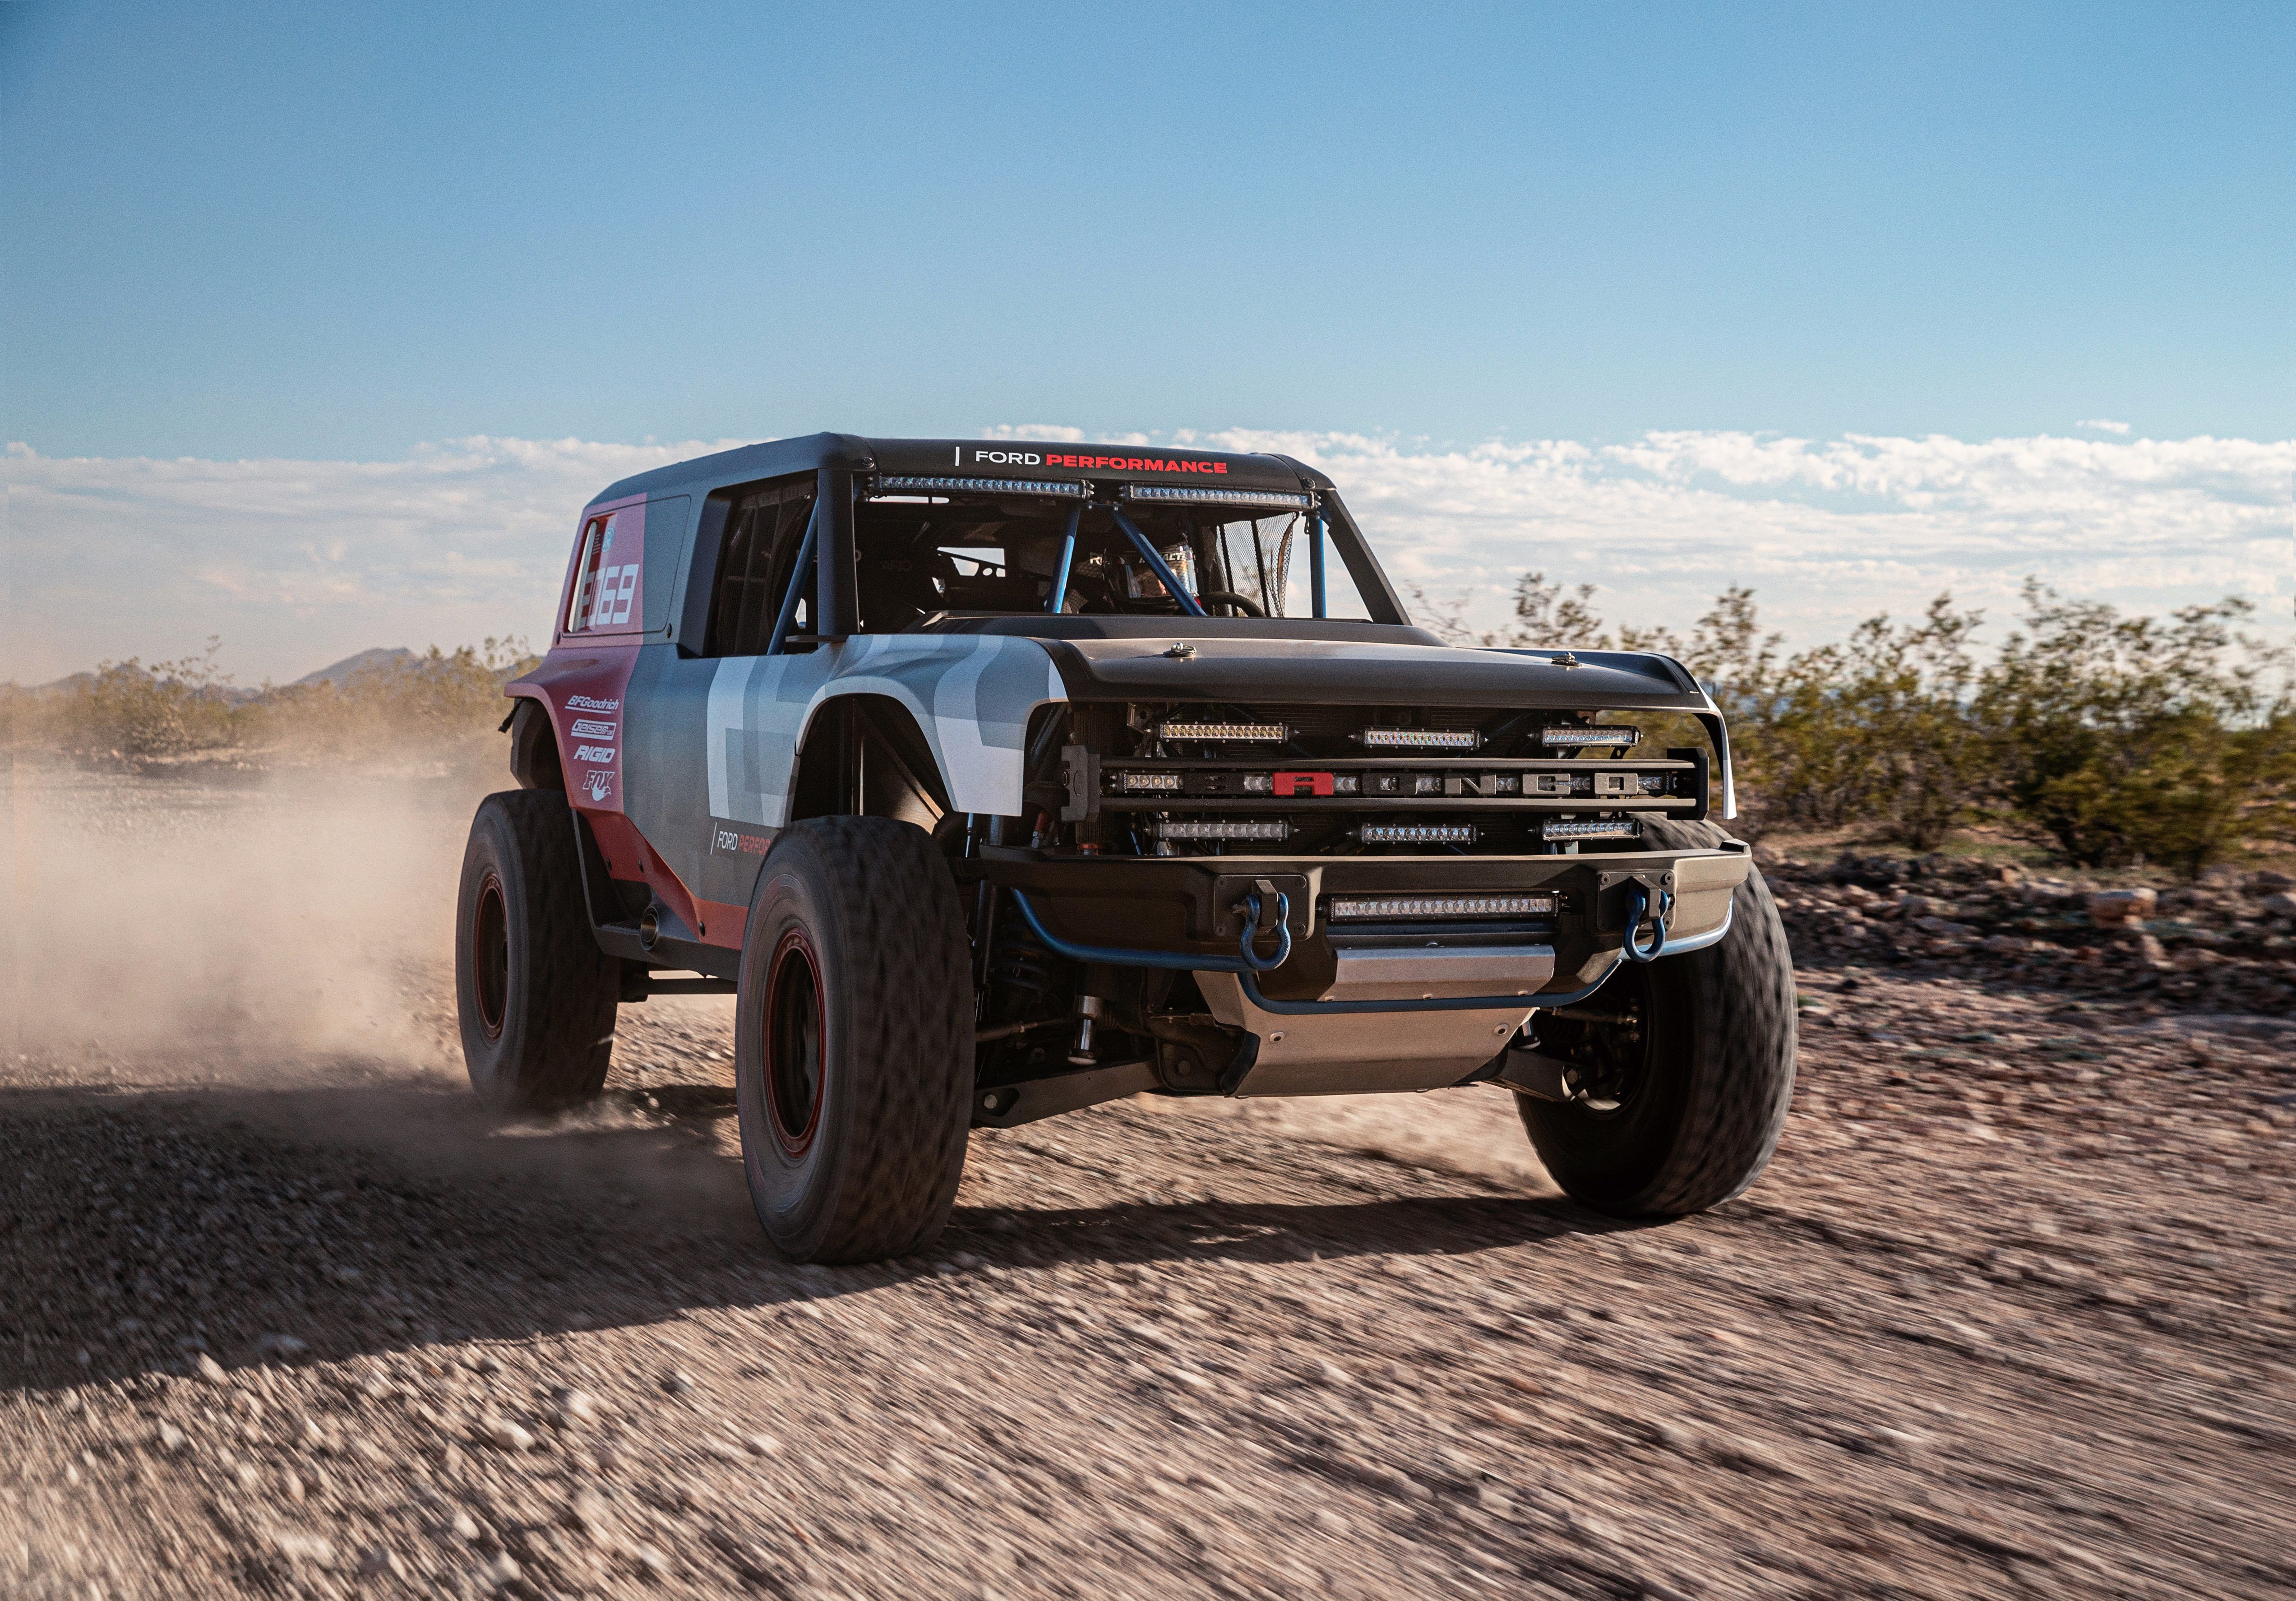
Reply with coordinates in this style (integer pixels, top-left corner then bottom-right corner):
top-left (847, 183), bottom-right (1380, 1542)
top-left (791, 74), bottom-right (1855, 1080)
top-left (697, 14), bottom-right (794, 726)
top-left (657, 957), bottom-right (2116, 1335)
top-left (11, 637), bottom-right (538, 767)
top-left (24, 639), bottom-right (249, 760)
top-left (1411, 573), bottom-right (2292, 873)
top-left (1976, 585), bottom-right (2295, 873)
top-left (250, 639), bottom-right (539, 758)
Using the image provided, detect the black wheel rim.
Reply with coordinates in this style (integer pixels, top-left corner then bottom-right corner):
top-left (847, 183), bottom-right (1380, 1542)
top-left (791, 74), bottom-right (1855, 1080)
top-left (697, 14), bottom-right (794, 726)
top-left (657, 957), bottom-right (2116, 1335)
top-left (1542, 962), bottom-right (1652, 1117)
top-left (472, 871), bottom-right (509, 1041)
top-left (764, 929), bottom-right (825, 1156)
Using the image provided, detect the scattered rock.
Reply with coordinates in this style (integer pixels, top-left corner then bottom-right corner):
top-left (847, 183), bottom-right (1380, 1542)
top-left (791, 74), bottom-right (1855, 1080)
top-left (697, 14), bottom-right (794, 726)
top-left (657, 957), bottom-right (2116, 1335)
top-left (662, 1370), bottom-right (696, 1396)
top-left (481, 1416), bottom-right (536, 1452)
top-left (2087, 888), bottom-right (2157, 926)
top-left (193, 1354), bottom-right (229, 1385)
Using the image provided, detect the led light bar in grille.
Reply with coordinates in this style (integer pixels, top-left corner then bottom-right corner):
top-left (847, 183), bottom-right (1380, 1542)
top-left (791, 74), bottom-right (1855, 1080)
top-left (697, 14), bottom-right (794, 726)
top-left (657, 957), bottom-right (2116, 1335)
top-left (1359, 727), bottom-right (1479, 750)
top-left (1540, 725), bottom-right (1640, 748)
top-left (1159, 721), bottom-right (1287, 743)
top-left (1542, 817), bottom-right (1642, 841)
top-left (1112, 771), bottom-right (1183, 792)
top-left (1155, 819), bottom-right (1290, 842)
top-left (1123, 486), bottom-right (1312, 509)
top-left (874, 475), bottom-right (1086, 498)
top-left (1358, 823), bottom-right (1477, 845)
top-left (1329, 893), bottom-right (1557, 921)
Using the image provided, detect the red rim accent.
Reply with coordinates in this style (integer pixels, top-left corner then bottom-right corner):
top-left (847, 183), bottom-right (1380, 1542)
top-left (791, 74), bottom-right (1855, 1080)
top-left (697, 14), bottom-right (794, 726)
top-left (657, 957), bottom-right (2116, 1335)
top-left (472, 871), bottom-right (509, 1041)
top-left (763, 928), bottom-right (825, 1157)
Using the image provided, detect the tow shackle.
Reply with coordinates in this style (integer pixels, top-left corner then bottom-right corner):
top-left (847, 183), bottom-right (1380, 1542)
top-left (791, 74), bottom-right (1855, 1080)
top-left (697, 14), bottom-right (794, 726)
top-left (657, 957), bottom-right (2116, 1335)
top-left (1620, 880), bottom-right (1675, 964)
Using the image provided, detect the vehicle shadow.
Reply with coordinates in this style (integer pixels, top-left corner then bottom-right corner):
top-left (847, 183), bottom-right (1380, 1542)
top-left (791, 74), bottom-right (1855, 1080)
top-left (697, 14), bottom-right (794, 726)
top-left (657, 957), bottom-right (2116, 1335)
top-left (0, 1075), bottom-right (1623, 1396)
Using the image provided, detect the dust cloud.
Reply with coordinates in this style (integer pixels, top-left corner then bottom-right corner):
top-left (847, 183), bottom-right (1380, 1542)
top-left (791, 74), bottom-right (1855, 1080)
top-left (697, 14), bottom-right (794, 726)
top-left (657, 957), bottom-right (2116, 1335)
top-left (1, 761), bottom-right (490, 1076)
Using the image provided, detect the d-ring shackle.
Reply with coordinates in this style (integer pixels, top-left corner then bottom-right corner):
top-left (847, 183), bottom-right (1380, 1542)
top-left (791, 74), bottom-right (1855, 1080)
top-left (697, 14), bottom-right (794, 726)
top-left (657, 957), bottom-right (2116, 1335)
top-left (1237, 889), bottom-right (1294, 972)
top-left (1621, 880), bottom-right (1675, 964)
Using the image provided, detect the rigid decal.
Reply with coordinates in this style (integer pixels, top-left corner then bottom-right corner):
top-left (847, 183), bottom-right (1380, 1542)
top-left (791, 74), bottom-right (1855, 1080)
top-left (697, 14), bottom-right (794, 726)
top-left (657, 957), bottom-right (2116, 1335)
top-left (573, 744), bottom-right (616, 763)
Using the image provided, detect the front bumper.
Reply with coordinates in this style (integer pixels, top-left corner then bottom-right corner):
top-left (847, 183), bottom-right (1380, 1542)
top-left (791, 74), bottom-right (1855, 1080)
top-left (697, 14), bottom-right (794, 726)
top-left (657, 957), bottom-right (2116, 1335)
top-left (959, 842), bottom-right (1751, 1002)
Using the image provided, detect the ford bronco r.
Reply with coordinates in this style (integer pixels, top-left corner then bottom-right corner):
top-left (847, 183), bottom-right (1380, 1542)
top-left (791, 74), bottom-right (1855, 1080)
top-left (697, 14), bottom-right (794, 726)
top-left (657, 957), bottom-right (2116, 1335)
top-left (456, 434), bottom-right (1796, 1263)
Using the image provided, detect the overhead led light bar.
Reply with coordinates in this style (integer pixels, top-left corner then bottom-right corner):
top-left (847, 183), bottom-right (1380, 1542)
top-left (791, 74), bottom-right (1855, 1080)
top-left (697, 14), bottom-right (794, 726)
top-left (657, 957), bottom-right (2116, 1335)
top-left (1329, 893), bottom-right (1557, 921)
top-left (1124, 486), bottom-right (1312, 509)
top-left (1542, 818), bottom-right (1642, 841)
top-left (1155, 819), bottom-right (1290, 842)
top-left (1540, 725), bottom-right (1640, 749)
top-left (1159, 721), bottom-right (1287, 743)
top-left (1359, 728), bottom-right (1480, 750)
top-left (1112, 771), bottom-right (1182, 792)
top-left (875, 476), bottom-right (1086, 498)
top-left (1358, 823), bottom-right (1477, 845)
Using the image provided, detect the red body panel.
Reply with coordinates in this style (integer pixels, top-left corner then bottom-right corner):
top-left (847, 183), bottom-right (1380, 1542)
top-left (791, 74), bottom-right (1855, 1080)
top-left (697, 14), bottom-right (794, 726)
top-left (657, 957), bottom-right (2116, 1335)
top-left (508, 494), bottom-right (746, 950)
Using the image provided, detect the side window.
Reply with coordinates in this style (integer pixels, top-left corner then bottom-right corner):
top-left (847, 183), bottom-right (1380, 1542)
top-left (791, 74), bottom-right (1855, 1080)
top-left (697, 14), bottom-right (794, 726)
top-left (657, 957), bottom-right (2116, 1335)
top-left (566, 510), bottom-right (640, 633)
top-left (704, 483), bottom-right (816, 656)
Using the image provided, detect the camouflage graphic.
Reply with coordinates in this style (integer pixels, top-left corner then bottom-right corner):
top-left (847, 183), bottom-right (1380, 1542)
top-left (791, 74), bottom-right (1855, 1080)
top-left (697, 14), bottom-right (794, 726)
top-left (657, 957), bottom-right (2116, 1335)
top-left (705, 634), bottom-right (1065, 826)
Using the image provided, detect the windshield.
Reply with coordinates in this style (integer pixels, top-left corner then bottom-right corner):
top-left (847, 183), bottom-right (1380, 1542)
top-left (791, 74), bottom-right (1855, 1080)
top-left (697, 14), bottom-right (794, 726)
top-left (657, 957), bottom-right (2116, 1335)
top-left (853, 488), bottom-right (1375, 631)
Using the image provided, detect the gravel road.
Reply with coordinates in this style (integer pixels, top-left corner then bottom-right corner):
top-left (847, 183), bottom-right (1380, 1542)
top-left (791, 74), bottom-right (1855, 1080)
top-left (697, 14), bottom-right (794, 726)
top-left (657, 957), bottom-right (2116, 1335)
top-left (3, 771), bottom-right (2292, 1598)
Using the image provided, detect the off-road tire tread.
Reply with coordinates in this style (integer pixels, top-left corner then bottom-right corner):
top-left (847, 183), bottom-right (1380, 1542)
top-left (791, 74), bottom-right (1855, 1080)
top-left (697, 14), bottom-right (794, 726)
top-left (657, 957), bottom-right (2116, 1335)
top-left (1635, 817), bottom-right (1797, 1212)
top-left (746, 816), bottom-right (972, 1263)
top-left (456, 789), bottom-right (618, 1110)
top-left (1518, 817), bottom-right (1797, 1215)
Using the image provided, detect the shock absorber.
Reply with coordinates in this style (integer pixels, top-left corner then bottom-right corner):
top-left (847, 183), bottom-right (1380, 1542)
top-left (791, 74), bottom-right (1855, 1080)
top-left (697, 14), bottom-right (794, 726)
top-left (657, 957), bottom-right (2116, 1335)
top-left (987, 914), bottom-right (1059, 1025)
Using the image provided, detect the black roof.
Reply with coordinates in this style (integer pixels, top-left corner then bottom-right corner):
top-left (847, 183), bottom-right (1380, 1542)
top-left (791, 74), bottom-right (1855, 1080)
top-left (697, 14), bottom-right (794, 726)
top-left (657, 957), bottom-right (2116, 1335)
top-left (591, 433), bottom-right (1330, 509)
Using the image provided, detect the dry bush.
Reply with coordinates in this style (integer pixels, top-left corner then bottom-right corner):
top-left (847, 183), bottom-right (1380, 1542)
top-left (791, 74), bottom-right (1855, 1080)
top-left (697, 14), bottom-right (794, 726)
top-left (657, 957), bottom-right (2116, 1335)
top-left (1411, 575), bottom-right (2295, 875)
top-left (9, 638), bottom-right (538, 770)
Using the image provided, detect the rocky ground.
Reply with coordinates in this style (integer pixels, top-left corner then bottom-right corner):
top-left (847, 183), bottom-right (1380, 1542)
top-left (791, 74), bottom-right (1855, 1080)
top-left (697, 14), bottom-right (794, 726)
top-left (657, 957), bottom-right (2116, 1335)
top-left (3, 774), bottom-right (2293, 1598)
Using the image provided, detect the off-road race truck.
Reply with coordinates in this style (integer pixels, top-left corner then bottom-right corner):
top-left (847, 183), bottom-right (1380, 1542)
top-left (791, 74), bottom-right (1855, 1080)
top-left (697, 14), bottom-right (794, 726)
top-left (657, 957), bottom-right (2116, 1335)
top-left (456, 434), bottom-right (1796, 1263)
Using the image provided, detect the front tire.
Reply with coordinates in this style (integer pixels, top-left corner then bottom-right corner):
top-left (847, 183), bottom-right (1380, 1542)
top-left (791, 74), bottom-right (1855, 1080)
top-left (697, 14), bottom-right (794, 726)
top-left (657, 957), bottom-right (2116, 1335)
top-left (455, 790), bottom-right (619, 1111)
top-left (1516, 818), bottom-right (1797, 1214)
top-left (734, 816), bottom-right (973, 1263)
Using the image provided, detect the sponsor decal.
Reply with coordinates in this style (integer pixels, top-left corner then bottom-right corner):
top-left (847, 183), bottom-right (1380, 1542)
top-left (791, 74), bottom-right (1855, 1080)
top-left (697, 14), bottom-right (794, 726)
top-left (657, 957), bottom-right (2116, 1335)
top-left (573, 744), bottom-right (616, 763)
top-left (956, 447), bottom-right (1228, 475)
top-left (570, 718), bottom-right (617, 738)
top-left (712, 826), bottom-right (771, 857)
top-left (581, 770), bottom-right (614, 804)
top-left (567, 695), bottom-right (621, 712)
top-left (1042, 452), bottom-right (1227, 475)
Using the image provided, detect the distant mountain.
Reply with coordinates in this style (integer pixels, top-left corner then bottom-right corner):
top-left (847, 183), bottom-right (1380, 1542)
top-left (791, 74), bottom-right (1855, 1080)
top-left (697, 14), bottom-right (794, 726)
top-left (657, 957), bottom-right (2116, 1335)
top-left (291, 647), bottom-right (416, 689)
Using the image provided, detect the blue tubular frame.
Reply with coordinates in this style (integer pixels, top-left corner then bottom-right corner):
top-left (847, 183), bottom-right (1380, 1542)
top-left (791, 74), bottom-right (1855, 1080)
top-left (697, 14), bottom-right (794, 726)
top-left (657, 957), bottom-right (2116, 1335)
top-left (1008, 889), bottom-right (1264, 972)
top-left (1107, 506), bottom-right (1208, 618)
top-left (765, 503), bottom-right (821, 655)
top-left (1307, 508), bottom-right (1326, 619)
top-left (1006, 889), bottom-right (1737, 1015)
top-left (1044, 503), bottom-right (1082, 614)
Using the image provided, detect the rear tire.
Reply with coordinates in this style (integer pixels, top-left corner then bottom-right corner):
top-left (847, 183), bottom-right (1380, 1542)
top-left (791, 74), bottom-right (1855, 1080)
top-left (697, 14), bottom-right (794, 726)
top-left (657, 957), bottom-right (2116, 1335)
top-left (734, 816), bottom-right (973, 1263)
top-left (1516, 818), bottom-right (1796, 1214)
top-left (455, 790), bottom-right (619, 1110)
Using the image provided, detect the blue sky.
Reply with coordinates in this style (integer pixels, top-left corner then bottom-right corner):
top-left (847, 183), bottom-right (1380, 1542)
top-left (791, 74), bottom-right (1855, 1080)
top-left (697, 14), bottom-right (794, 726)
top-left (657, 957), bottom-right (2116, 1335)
top-left (5, 0), bottom-right (2291, 460)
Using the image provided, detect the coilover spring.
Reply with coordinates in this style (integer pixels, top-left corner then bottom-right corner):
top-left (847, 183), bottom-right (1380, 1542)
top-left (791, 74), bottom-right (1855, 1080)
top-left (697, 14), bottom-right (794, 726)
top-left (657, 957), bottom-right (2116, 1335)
top-left (987, 910), bottom-right (1061, 1020)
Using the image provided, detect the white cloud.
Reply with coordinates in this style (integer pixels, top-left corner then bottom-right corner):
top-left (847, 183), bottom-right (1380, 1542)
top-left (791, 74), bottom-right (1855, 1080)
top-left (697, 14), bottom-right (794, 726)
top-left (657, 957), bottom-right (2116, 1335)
top-left (5, 428), bottom-right (2289, 684)
top-left (2077, 418), bottom-right (2133, 435)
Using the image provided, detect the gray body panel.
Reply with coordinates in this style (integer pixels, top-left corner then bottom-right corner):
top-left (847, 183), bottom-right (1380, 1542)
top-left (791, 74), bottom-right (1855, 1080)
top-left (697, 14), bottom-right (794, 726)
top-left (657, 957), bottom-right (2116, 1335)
top-left (622, 635), bottom-right (1065, 912)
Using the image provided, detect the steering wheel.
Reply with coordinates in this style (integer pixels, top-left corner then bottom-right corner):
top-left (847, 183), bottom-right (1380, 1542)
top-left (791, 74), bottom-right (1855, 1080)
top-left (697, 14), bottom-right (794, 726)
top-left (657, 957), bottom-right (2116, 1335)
top-left (1197, 590), bottom-right (1266, 617)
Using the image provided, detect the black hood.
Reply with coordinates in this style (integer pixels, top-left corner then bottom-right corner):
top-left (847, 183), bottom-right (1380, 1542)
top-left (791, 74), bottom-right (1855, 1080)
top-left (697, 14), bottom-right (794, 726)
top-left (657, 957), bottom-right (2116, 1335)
top-left (1012, 627), bottom-right (1709, 712)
